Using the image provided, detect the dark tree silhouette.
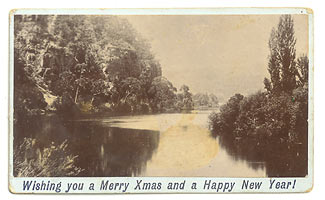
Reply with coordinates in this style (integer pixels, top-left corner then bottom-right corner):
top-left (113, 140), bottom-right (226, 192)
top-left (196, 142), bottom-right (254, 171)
top-left (265, 15), bottom-right (297, 94)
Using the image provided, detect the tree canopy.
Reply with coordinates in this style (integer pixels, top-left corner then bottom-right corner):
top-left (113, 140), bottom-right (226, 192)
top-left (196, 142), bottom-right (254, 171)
top-left (14, 15), bottom-right (173, 117)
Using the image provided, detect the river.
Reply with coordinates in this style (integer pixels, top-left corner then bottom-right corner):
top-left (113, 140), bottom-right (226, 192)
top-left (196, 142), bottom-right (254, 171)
top-left (15, 110), bottom-right (270, 177)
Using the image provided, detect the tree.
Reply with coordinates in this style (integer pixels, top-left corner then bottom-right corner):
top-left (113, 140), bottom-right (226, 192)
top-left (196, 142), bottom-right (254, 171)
top-left (14, 15), bottom-right (49, 122)
top-left (118, 77), bottom-right (142, 112)
top-left (193, 93), bottom-right (219, 108)
top-left (209, 93), bottom-right (219, 107)
top-left (218, 93), bottom-right (244, 133)
top-left (265, 15), bottom-right (297, 94)
top-left (208, 14), bottom-right (308, 177)
top-left (178, 85), bottom-right (194, 110)
top-left (235, 91), bottom-right (267, 137)
top-left (296, 55), bottom-right (309, 87)
top-left (15, 15), bottom-right (171, 115)
top-left (148, 76), bottom-right (177, 112)
top-left (193, 93), bottom-right (209, 106)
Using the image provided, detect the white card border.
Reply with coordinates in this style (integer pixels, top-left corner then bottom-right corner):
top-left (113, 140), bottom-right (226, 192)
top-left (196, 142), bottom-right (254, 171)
top-left (8, 7), bottom-right (314, 194)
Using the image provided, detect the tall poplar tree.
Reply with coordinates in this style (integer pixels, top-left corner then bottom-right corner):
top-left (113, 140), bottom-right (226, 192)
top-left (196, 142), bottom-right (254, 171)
top-left (264, 15), bottom-right (297, 94)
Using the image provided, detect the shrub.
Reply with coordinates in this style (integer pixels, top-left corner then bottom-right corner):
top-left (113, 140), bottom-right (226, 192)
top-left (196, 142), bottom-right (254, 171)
top-left (14, 138), bottom-right (83, 177)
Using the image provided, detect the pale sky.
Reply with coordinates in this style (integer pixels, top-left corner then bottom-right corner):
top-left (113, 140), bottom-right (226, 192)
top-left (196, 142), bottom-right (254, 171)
top-left (123, 15), bottom-right (309, 102)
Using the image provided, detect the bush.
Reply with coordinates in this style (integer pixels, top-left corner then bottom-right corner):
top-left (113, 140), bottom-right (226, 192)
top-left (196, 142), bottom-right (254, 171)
top-left (53, 92), bottom-right (79, 117)
top-left (208, 93), bottom-right (243, 135)
top-left (209, 88), bottom-right (307, 143)
top-left (14, 138), bottom-right (83, 177)
top-left (208, 86), bottom-right (308, 176)
top-left (115, 102), bottom-right (132, 114)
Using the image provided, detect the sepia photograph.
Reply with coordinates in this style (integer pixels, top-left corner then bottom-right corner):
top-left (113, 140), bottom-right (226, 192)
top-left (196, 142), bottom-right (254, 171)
top-left (9, 8), bottom-right (313, 193)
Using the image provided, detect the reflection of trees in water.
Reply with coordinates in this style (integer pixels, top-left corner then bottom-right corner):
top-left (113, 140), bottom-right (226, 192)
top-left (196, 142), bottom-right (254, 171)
top-left (14, 116), bottom-right (160, 177)
top-left (68, 123), bottom-right (160, 177)
top-left (212, 131), bottom-right (307, 177)
top-left (14, 116), bottom-right (71, 150)
top-left (215, 134), bottom-right (265, 172)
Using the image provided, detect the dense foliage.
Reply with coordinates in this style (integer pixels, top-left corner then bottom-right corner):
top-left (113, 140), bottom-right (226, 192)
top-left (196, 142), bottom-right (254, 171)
top-left (13, 15), bottom-right (199, 176)
top-left (209, 15), bottom-right (309, 176)
top-left (14, 15), bottom-right (197, 119)
top-left (14, 138), bottom-right (83, 177)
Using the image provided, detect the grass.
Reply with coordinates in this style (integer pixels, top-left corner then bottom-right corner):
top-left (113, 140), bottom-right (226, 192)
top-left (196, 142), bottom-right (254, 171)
top-left (14, 137), bottom-right (83, 177)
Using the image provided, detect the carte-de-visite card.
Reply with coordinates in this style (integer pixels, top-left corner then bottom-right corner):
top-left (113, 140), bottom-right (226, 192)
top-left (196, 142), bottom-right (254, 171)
top-left (8, 8), bottom-right (314, 194)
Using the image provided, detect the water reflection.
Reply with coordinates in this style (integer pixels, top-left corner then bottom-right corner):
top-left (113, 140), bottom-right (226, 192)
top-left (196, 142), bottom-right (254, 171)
top-left (142, 113), bottom-right (220, 176)
top-left (14, 116), bottom-right (160, 177)
top-left (213, 132), bottom-right (307, 177)
top-left (67, 123), bottom-right (160, 177)
top-left (14, 110), bottom-right (303, 177)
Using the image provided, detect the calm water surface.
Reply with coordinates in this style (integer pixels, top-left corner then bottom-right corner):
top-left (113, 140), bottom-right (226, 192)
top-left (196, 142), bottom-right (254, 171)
top-left (15, 110), bottom-right (267, 177)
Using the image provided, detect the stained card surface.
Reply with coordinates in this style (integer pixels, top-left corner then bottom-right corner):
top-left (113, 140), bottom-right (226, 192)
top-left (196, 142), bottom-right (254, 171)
top-left (8, 8), bottom-right (313, 193)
